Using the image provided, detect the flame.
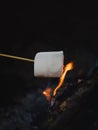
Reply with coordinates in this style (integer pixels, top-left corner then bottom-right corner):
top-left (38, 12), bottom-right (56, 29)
top-left (53, 62), bottom-right (74, 96)
top-left (43, 87), bottom-right (52, 101)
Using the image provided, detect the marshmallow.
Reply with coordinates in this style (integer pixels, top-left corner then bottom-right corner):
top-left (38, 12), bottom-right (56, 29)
top-left (34, 51), bottom-right (64, 77)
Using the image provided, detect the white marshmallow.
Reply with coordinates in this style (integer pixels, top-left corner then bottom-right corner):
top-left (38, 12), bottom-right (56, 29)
top-left (34, 51), bottom-right (64, 77)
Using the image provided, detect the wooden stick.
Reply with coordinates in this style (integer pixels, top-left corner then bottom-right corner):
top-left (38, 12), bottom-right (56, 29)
top-left (0, 53), bottom-right (34, 63)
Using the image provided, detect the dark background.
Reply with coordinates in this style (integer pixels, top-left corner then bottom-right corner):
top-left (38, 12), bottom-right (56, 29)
top-left (0, 0), bottom-right (98, 112)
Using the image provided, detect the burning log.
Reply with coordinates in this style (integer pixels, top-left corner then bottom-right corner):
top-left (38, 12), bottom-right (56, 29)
top-left (39, 67), bottom-right (98, 130)
top-left (0, 67), bottom-right (97, 130)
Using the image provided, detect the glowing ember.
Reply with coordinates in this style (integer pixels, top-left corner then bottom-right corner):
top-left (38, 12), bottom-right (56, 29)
top-left (53, 62), bottom-right (74, 96)
top-left (43, 87), bottom-right (52, 101)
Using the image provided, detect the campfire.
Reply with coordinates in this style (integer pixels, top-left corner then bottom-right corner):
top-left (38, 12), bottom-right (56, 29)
top-left (40, 62), bottom-right (98, 130)
top-left (43, 61), bottom-right (74, 109)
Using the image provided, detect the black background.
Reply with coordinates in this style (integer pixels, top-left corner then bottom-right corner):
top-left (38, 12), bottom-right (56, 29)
top-left (1, 2), bottom-right (98, 53)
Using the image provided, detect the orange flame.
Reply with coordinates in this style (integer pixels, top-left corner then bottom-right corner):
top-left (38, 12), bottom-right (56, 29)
top-left (43, 87), bottom-right (52, 101)
top-left (53, 62), bottom-right (74, 96)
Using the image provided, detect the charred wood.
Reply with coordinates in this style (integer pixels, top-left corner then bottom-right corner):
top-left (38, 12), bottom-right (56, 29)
top-left (0, 68), bottom-right (98, 130)
top-left (40, 67), bottom-right (98, 130)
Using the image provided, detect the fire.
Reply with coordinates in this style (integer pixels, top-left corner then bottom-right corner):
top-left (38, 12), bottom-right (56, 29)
top-left (43, 87), bottom-right (52, 101)
top-left (53, 62), bottom-right (74, 96)
top-left (43, 62), bottom-right (74, 102)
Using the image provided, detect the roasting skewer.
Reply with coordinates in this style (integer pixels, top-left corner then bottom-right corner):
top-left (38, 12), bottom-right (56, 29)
top-left (0, 53), bottom-right (34, 63)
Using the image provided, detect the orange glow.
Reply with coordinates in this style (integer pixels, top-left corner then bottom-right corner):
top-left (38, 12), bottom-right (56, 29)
top-left (43, 87), bottom-right (52, 101)
top-left (53, 62), bottom-right (74, 96)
